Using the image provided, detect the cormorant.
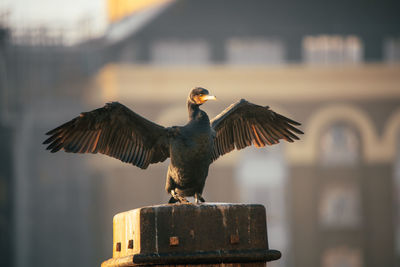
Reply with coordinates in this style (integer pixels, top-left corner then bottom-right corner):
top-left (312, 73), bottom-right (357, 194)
top-left (43, 87), bottom-right (303, 204)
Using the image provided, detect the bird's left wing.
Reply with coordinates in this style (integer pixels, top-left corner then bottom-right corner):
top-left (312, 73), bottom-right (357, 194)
top-left (210, 99), bottom-right (303, 161)
top-left (43, 102), bottom-right (169, 169)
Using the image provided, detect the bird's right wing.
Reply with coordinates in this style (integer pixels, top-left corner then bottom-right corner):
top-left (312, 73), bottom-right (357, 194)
top-left (210, 99), bottom-right (303, 161)
top-left (43, 102), bottom-right (170, 169)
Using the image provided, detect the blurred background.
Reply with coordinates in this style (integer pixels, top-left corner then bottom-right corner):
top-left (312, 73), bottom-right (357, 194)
top-left (0, 0), bottom-right (400, 266)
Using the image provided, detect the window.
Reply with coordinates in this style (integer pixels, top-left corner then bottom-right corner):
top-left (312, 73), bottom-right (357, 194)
top-left (319, 183), bottom-right (361, 228)
top-left (118, 43), bottom-right (139, 63)
top-left (235, 145), bottom-right (290, 267)
top-left (226, 38), bottom-right (286, 65)
top-left (320, 123), bottom-right (360, 166)
top-left (322, 246), bottom-right (362, 267)
top-left (394, 134), bottom-right (400, 257)
top-left (150, 39), bottom-right (210, 65)
top-left (383, 38), bottom-right (400, 63)
top-left (302, 35), bottom-right (363, 64)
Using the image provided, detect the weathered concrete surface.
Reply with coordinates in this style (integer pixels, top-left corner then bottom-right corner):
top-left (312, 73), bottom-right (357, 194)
top-left (101, 203), bottom-right (281, 266)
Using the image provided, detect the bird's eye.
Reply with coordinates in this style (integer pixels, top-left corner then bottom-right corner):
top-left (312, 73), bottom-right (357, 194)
top-left (199, 94), bottom-right (203, 97)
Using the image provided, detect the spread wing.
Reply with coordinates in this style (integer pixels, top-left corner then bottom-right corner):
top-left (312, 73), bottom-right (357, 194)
top-left (210, 99), bottom-right (303, 161)
top-left (43, 102), bottom-right (170, 169)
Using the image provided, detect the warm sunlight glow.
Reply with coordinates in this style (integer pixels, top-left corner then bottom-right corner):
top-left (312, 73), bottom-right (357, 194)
top-left (107, 0), bottom-right (172, 22)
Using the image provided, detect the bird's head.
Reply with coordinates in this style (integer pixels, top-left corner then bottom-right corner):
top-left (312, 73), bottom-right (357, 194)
top-left (188, 87), bottom-right (217, 105)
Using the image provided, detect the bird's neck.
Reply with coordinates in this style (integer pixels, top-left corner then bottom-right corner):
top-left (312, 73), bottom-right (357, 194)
top-left (187, 101), bottom-right (201, 121)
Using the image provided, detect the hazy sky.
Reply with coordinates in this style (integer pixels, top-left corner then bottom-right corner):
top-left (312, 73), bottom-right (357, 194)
top-left (2, 0), bottom-right (108, 33)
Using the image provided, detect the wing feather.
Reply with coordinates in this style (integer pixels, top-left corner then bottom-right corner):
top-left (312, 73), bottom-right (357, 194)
top-left (210, 99), bottom-right (303, 161)
top-left (43, 102), bottom-right (170, 169)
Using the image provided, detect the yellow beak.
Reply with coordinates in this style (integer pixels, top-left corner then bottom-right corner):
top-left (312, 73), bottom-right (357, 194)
top-left (200, 95), bottom-right (217, 102)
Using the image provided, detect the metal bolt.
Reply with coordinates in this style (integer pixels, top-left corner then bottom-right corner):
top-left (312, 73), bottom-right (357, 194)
top-left (190, 229), bottom-right (195, 239)
top-left (170, 236), bottom-right (179, 246)
top-left (230, 234), bottom-right (239, 244)
top-left (128, 239), bottom-right (133, 249)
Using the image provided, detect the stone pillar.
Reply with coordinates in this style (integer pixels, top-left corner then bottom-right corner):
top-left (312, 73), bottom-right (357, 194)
top-left (101, 203), bottom-right (281, 266)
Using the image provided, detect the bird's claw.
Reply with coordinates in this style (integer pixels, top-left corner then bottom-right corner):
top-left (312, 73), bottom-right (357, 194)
top-left (169, 190), bottom-right (190, 204)
top-left (195, 193), bottom-right (205, 204)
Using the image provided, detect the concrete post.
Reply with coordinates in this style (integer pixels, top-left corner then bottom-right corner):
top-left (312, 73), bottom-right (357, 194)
top-left (101, 203), bottom-right (281, 266)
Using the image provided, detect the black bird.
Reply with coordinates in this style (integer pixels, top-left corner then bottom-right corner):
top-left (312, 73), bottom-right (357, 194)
top-left (43, 87), bottom-right (303, 204)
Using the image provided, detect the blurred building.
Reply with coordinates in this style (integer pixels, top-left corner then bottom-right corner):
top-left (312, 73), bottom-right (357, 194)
top-left (94, 1), bottom-right (400, 267)
top-left (0, 17), bottom-right (106, 267)
top-left (1, 1), bottom-right (400, 267)
top-left (88, 64), bottom-right (400, 267)
top-left (104, 0), bottom-right (399, 64)
top-left (0, 22), bottom-right (13, 267)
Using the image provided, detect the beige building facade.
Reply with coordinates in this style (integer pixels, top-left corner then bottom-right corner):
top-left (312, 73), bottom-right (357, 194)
top-left (85, 63), bottom-right (400, 267)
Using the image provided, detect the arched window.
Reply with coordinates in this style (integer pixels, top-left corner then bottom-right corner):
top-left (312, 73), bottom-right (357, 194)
top-left (320, 123), bottom-right (360, 166)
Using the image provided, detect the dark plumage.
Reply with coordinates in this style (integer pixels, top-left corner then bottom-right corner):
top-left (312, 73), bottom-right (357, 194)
top-left (43, 87), bottom-right (303, 204)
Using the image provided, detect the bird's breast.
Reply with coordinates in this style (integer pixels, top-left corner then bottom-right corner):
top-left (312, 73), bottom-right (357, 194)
top-left (169, 127), bottom-right (213, 166)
